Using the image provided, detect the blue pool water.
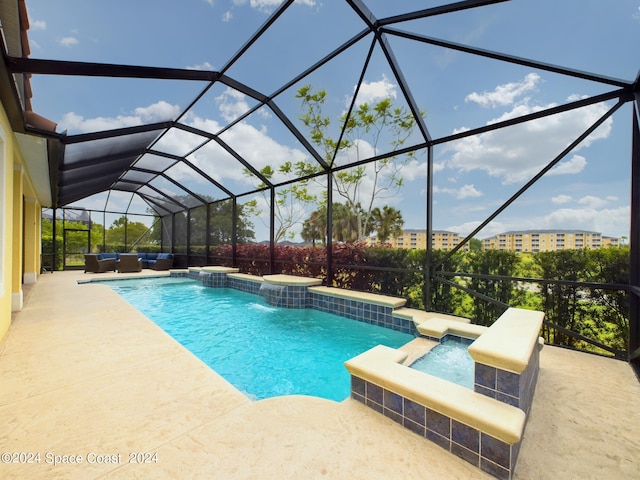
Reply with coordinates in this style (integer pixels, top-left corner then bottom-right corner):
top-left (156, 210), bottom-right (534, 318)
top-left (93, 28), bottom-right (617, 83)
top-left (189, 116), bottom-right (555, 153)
top-left (102, 277), bottom-right (412, 401)
top-left (410, 337), bottom-right (475, 389)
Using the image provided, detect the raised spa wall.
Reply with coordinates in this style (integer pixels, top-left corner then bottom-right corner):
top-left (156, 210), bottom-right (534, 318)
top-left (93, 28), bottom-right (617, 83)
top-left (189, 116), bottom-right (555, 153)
top-left (172, 267), bottom-right (543, 480)
top-left (349, 308), bottom-right (545, 480)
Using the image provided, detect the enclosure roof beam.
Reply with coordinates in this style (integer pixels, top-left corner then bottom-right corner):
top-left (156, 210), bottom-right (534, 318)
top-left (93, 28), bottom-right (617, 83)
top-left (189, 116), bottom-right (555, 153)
top-left (432, 88), bottom-right (631, 146)
top-left (6, 56), bottom-right (219, 81)
top-left (383, 28), bottom-right (632, 88)
top-left (60, 122), bottom-right (172, 145)
top-left (140, 182), bottom-right (190, 211)
top-left (143, 149), bottom-right (236, 199)
top-left (378, 0), bottom-right (510, 26)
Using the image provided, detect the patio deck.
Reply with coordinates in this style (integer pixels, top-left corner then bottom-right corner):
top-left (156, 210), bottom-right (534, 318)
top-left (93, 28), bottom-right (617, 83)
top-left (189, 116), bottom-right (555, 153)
top-left (1, 271), bottom-right (638, 479)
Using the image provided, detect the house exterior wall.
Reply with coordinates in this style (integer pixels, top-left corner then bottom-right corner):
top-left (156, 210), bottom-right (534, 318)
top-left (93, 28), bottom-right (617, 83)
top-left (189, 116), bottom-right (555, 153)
top-left (0, 109), bottom-right (13, 340)
top-left (0, 102), bottom-right (42, 341)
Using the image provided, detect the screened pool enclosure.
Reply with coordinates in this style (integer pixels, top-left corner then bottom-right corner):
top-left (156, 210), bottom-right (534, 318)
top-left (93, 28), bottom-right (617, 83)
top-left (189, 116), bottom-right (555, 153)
top-left (11, 1), bottom-right (639, 367)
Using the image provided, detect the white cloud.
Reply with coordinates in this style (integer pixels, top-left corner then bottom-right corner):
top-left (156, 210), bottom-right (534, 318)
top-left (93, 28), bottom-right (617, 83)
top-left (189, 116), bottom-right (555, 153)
top-left (552, 194), bottom-right (572, 204)
top-left (537, 206), bottom-right (629, 237)
top-left (222, 11), bottom-right (233, 22)
top-left (399, 158), bottom-right (430, 182)
top-left (433, 186), bottom-right (453, 194)
top-left (239, 0), bottom-right (315, 14)
top-left (349, 76), bottom-right (398, 107)
top-left (31, 20), bottom-right (46, 30)
top-left (578, 195), bottom-right (609, 208)
top-left (187, 61), bottom-right (215, 71)
top-left (465, 73), bottom-right (540, 108)
top-left (447, 81), bottom-right (613, 184)
top-left (134, 101), bottom-right (181, 122)
top-left (434, 184), bottom-right (483, 199)
top-left (59, 112), bottom-right (141, 132)
top-left (59, 36), bottom-right (79, 47)
top-left (216, 88), bottom-right (254, 122)
top-left (458, 184), bottom-right (483, 199)
top-left (58, 101), bottom-right (180, 133)
top-left (548, 154), bottom-right (587, 176)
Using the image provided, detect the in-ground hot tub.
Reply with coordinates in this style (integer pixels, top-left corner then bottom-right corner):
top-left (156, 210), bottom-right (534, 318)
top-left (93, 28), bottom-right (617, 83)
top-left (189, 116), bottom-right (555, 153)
top-left (345, 307), bottom-right (544, 480)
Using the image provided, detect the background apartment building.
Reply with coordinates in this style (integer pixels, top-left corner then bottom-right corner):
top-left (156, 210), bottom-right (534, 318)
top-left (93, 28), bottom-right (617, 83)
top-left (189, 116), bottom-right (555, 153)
top-left (482, 230), bottom-right (621, 252)
top-left (384, 229), bottom-right (621, 252)
top-left (388, 229), bottom-right (470, 251)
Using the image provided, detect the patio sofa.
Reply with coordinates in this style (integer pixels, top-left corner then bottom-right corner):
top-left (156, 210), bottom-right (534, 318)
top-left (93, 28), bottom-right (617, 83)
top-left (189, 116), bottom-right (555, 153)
top-left (84, 254), bottom-right (116, 273)
top-left (91, 252), bottom-right (174, 271)
top-left (146, 253), bottom-right (173, 270)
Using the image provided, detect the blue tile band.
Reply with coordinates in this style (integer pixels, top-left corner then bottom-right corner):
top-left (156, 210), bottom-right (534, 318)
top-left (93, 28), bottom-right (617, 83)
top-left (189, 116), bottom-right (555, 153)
top-left (350, 375), bottom-right (520, 480)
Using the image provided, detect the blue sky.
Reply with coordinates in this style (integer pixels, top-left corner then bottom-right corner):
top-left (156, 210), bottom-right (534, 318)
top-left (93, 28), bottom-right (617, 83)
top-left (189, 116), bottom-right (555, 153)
top-left (26, 0), bottom-right (640, 241)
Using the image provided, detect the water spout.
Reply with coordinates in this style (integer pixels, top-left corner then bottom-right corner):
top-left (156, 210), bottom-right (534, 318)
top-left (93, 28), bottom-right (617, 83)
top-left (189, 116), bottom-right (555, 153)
top-left (259, 282), bottom-right (286, 305)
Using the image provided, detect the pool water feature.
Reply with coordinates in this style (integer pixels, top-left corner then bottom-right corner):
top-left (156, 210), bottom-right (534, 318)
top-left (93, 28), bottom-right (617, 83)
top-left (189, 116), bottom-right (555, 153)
top-left (102, 277), bottom-right (412, 402)
top-left (258, 282), bottom-right (286, 305)
top-left (409, 336), bottom-right (475, 389)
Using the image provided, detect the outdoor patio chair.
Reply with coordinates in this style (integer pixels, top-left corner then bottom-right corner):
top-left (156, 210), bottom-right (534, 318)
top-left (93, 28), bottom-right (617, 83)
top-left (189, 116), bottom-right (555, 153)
top-left (84, 254), bottom-right (116, 273)
top-left (117, 253), bottom-right (142, 273)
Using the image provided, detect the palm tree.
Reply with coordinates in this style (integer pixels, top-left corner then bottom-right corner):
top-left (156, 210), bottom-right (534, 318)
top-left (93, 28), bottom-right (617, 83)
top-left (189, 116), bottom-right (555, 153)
top-left (332, 203), bottom-right (359, 243)
top-left (370, 206), bottom-right (404, 244)
top-left (301, 203), bottom-right (362, 245)
top-left (301, 209), bottom-right (326, 246)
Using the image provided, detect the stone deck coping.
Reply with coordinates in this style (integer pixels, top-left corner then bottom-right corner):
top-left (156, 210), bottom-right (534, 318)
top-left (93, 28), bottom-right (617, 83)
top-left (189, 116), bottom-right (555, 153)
top-left (308, 286), bottom-right (407, 308)
top-left (200, 266), bottom-right (240, 273)
top-left (417, 318), bottom-right (489, 340)
top-left (393, 308), bottom-right (472, 326)
top-left (77, 271), bottom-right (171, 284)
top-left (262, 274), bottom-right (323, 286)
top-left (227, 273), bottom-right (264, 282)
top-left (468, 308), bottom-right (544, 374)
top-left (344, 345), bottom-right (526, 445)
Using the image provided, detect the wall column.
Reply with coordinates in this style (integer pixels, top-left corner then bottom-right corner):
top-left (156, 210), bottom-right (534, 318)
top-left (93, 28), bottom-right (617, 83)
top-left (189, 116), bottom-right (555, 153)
top-left (0, 125), bottom-right (9, 340)
top-left (11, 164), bottom-right (23, 311)
top-left (23, 197), bottom-right (39, 284)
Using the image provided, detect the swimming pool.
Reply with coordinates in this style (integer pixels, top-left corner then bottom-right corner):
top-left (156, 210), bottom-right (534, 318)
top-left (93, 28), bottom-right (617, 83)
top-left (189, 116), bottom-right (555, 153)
top-left (409, 336), bottom-right (475, 389)
top-left (102, 277), bottom-right (413, 401)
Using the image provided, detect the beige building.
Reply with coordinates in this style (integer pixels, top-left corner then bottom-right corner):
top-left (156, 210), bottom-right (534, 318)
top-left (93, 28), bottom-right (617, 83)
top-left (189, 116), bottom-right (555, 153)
top-left (482, 230), bottom-right (621, 252)
top-left (388, 229), bottom-right (469, 251)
